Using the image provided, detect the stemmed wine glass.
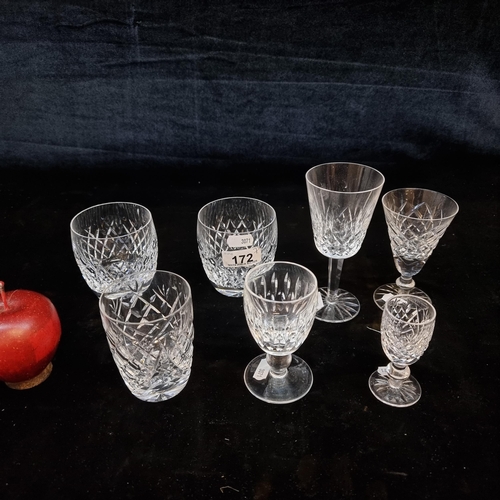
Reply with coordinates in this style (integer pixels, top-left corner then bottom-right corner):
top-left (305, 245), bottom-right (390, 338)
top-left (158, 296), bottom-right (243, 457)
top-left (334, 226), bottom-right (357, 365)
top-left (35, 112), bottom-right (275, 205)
top-left (243, 261), bottom-right (318, 404)
top-left (306, 162), bottom-right (385, 323)
top-left (373, 188), bottom-right (459, 310)
top-left (369, 294), bottom-right (436, 407)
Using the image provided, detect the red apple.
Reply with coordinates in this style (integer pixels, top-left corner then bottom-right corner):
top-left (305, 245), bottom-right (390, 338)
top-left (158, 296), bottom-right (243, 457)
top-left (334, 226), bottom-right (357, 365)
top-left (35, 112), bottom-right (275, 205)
top-left (0, 281), bottom-right (61, 388)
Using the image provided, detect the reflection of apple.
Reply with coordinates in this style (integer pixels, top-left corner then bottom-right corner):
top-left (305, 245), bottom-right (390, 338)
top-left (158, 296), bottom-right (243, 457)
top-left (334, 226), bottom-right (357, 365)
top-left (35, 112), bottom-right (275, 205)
top-left (0, 281), bottom-right (61, 389)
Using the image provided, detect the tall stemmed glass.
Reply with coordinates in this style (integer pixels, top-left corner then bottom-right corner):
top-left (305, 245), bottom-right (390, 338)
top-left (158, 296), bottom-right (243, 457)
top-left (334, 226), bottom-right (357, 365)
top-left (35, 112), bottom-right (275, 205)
top-left (306, 162), bottom-right (385, 323)
top-left (373, 188), bottom-right (459, 310)
top-left (243, 261), bottom-right (318, 404)
top-left (369, 295), bottom-right (436, 407)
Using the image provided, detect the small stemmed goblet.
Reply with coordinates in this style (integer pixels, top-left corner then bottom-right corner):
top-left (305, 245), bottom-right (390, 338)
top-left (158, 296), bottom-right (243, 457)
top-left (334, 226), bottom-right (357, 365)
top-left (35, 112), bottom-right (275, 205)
top-left (70, 202), bottom-right (158, 297)
top-left (373, 188), bottom-right (459, 309)
top-left (243, 261), bottom-right (318, 404)
top-left (306, 162), bottom-right (385, 323)
top-left (369, 294), bottom-right (436, 407)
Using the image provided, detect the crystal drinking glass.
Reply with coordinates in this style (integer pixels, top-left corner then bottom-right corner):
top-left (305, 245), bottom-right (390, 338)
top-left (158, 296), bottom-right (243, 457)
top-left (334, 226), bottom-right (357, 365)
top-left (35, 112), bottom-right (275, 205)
top-left (369, 294), bottom-right (436, 407)
top-left (373, 188), bottom-right (459, 309)
top-left (197, 197), bottom-right (278, 297)
top-left (243, 261), bottom-right (318, 404)
top-left (306, 162), bottom-right (385, 322)
top-left (99, 270), bottom-right (194, 402)
top-left (70, 202), bottom-right (158, 296)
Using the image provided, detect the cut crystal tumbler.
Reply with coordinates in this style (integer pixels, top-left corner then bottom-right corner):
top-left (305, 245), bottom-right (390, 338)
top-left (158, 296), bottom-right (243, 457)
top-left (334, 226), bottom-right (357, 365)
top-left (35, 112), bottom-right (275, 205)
top-left (373, 188), bottom-right (459, 309)
top-left (99, 270), bottom-right (194, 402)
top-left (369, 295), bottom-right (436, 407)
top-left (71, 202), bottom-right (158, 296)
top-left (243, 261), bottom-right (318, 404)
top-left (197, 197), bottom-right (278, 297)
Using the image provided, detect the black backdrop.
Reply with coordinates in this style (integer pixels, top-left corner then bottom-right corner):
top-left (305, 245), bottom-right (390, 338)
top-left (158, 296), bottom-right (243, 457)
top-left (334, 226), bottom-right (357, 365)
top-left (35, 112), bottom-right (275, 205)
top-left (2, 0), bottom-right (499, 167)
top-left (1, 2), bottom-right (499, 500)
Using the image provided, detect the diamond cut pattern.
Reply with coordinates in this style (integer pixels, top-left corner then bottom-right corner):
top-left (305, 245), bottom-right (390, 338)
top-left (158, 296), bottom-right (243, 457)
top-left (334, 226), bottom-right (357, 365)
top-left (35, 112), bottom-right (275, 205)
top-left (381, 296), bottom-right (435, 366)
top-left (385, 200), bottom-right (455, 264)
top-left (71, 205), bottom-right (158, 295)
top-left (197, 198), bottom-right (277, 292)
top-left (100, 274), bottom-right (194, 402)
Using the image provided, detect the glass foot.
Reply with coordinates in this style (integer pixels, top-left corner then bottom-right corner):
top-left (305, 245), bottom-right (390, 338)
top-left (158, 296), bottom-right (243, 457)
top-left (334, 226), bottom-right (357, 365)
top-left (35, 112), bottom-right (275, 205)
top-left (244, 354), bottom-right (313, 404)
top-left (368, 368), bottom-right (422, 407)
top-left (315, 287), bottom-right (360, 323)
top-left (373, 283), bottom-right (431, 310)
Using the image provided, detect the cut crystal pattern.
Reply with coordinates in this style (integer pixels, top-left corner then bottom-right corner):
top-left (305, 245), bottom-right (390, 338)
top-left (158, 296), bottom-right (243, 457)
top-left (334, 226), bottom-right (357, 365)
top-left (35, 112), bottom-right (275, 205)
top-left (100, 272), bottom-right (194, 402)
top-left (197, 198), bottom-right (277, 295)
top-left (381, 295), bottom-right (436, 366)
top-left (306, 163), bottom-right (384, 259)
top-left (71, 203), bottom-right (158, 295)
top-left (382, 190), bottom-right (459, 278)
top-left (244, 263), bottom-right (317, 355)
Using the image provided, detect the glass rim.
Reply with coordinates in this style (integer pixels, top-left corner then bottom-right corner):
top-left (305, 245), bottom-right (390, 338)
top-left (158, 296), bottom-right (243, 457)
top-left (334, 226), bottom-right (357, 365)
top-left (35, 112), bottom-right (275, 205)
top-left (244, 260), bottom-right (318, 304)
top-left (70, 201), bottom-right (154, 239)
top-left (382, 188), bottom-right (459, 220)
top-left (383, 294), bottom-right (437, 326)
top-left (98, 270), bottom-right (192, 326)
top-left (305, 162), bottom-right (385, 194)
top-left (197, 196), bottom-right (277, 233)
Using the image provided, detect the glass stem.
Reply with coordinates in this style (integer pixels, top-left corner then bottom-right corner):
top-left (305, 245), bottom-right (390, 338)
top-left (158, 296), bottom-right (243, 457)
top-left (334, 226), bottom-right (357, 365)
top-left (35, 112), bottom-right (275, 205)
top-left (396, 274), bottom-right (415, 290)
top-left (326, 257), bottom-right (344, 303)
top-left (386, 362), bottom-right (411, 389)
top-left (266, 354), bottom-right (292, 378)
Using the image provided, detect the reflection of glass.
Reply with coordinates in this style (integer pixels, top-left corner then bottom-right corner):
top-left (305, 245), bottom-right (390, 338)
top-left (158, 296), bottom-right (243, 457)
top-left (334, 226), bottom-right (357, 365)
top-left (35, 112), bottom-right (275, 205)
top-left (197, 197), bottom-right (278, 297)
top-left (243, 261), bottom-right (318, 404)
top-left (99, 270), bottom-right (194, 403)
top-left (70, 202), bottom-right (158, 296)
top-left (369, 295), bottom-right (436, 407)
top-left (306, 162), bottom-right (385, 323)
top-left (373, 188), bottom-right (459, 309)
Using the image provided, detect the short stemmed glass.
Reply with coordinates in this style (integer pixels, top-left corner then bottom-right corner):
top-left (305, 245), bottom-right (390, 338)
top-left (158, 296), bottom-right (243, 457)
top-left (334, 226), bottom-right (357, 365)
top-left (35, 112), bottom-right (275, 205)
top-left (373, 188), bottom-right (459, 309)
top-left (243, 261), bottom-right (318, 404)
top-left (306, 162), bottom-right (385, 323)
top-left (369, 295), bottom-right (436, 407)
top-left (70, 202), bottom-right (158, 296)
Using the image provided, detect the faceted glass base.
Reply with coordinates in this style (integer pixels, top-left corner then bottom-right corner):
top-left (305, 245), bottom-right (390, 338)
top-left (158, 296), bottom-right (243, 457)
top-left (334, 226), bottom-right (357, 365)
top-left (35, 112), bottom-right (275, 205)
top-left (315, 287), bottom-right (360, 323)
top-left (130, 379), bottom-right (189, 403)
top-left (373, 283), bottom-right (431, 310)
top-left (244, 354), bottom-right (313, 404)
top-left (368, 369), bottom-right (422, 407)
top-left (214, 285), bottom-right (243, 297)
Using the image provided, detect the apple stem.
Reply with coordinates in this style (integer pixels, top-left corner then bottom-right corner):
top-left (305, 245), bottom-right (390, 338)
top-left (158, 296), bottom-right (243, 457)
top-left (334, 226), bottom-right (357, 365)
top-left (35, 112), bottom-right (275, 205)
top-left (0, 281), bottom-right (8, 310)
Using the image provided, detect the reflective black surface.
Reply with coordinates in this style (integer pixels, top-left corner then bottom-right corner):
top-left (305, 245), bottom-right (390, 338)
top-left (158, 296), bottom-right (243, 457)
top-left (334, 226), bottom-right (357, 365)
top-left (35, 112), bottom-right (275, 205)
top-left (1, 161), bottom-right (498, 499)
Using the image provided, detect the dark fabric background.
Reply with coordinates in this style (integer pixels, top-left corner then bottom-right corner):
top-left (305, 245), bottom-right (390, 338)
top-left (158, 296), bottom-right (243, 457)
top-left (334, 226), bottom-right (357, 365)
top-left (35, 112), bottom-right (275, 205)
top-left (1, 0), bottom-right (499, 168)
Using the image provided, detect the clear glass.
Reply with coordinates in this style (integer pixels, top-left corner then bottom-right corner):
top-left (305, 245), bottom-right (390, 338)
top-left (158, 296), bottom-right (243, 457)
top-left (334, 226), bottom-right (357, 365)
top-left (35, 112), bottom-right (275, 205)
top-left (197, 197), bottom-right (278, 297)
top-left (373, 188), bottom-right (459, 309)
top-left (306, 162), bottom-right (385, 322)
top-left (70, 201), bottom-right (158, 296)
top-left (369, 295), bottom-right (436, 407)
top-left (243, 261), bottom-right (318, 404)
top-left (99, 270), bottom-right (194, 402)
